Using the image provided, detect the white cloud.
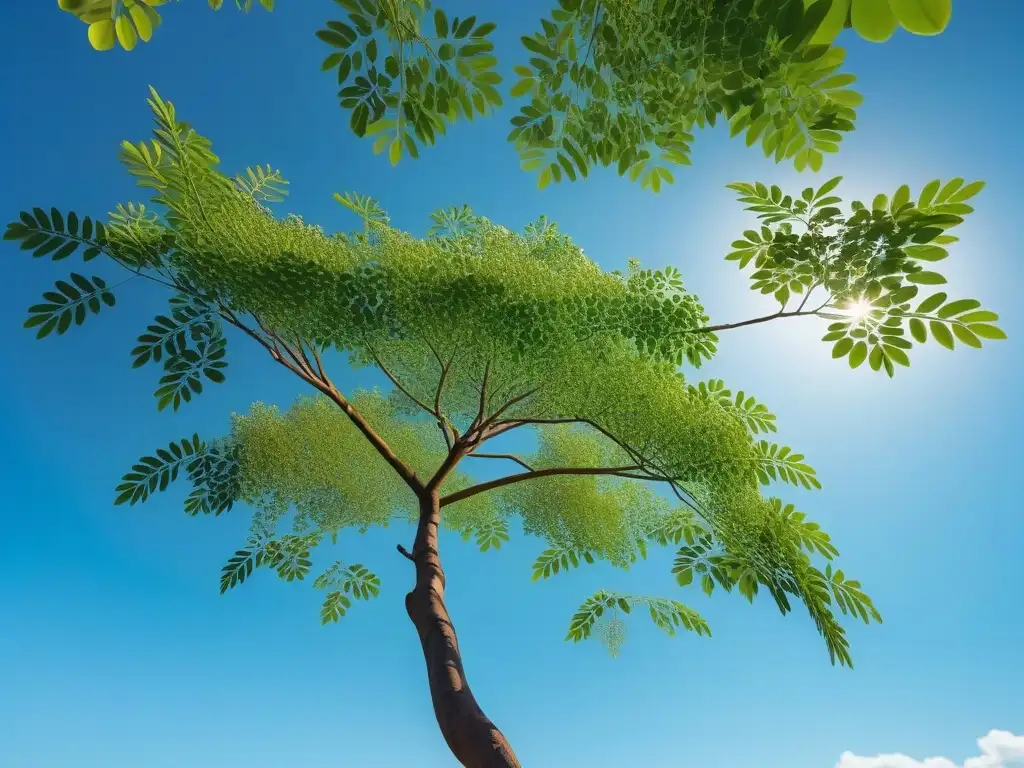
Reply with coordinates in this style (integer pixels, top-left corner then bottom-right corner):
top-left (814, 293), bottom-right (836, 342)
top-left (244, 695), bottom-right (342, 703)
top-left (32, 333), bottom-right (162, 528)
top-left (835, 731), bottom-right (1024, 768)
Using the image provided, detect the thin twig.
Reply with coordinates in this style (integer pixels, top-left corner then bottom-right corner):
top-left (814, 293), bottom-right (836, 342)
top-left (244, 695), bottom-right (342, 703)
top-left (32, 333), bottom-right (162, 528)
top-left (367, 342), bottom-right (435, 416)
top-left (467, 453), bottom-right (537, 472)
top-left (469, 361), bottom-right (492, 435)
top-left (477, 386), bottom-right (541, 436)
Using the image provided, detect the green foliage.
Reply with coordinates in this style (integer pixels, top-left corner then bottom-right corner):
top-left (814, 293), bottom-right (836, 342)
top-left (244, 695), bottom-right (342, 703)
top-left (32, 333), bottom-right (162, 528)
top-left (58, 1), bottom-right (954, 189)
top-left (466, 518), bottom-right (511, 552)
top-left (688, 378), bottom-right (777, 435)
top-left (504, 426), bottom-right (677, 568)
top-left (724, 176), bottom-right (1005, 376)
top-left (645, 508), bottom-right (702, 547)
top-left (113, 433), bottom-right (241, 515)
top-left (317, 0), bottom-right (502, 163)
top-left (566, 590), bottom-right (710, 657)
top-left (514, 0), bottom-right (860, 190)
top-left (753, 440), bottom-right (821, 489)
top-left (821, 563), bottom-right (882, 623)
top-left (217, 520), bottom-right (382, 623)
top-left (838, 0), bottom-right (952, 42)
top-left (20, 273), bottom-right (116, 339)
top-left (531, 546), bottom-right (596, 580)
top-left (58, 0), bottom-right (274, 52)
top-left (3, 206), bottom-right (107, 261)
top-left (334, 191), bottom-right (390, 229)
top-left (217, 526), bottom-right (383, 624)
top-left (315, 560), bottom-right (384, 624)
top-left (779, 500), bottom-right (839, 559)
top-left (234, 164), bottom-right (290, 203)
top-left (6, 90), bottom-right (997, 672)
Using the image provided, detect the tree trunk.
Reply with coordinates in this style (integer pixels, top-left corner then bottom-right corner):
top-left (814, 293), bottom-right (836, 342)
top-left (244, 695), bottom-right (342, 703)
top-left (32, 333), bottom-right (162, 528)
top-left (405, 490), bottom-right (522, 768)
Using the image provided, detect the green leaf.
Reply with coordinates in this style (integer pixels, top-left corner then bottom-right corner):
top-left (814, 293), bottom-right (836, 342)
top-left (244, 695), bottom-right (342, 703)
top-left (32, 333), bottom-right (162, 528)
top-left (848, 341), bottom-right (867, 368)
top-left (832, 337), bottom-right (853, 358)
top-left (889, 0), bottom-right (951, 35)
top-left (968, 324), bottom-right (1006, 341)
top-left (903, 245), bottom-right (946, 262)
top-left (907, 271), bottom-right (946, 285)
top-left (951, 324), bottom-right (982, 348)
top-left (388, 138), bottom-right (402, 167)
top-left (930, 321), bottom-right (954, 349)
top-left (937, 299), bottom-right (981, 319)
top-left (917, 292), bottom-right (947, 313)
top-left (948, 179), bottom-right (984, 203)
top-left (852, 0), bottom-right (898, 42)
top-left (918, 179), bottom-right (941, 207)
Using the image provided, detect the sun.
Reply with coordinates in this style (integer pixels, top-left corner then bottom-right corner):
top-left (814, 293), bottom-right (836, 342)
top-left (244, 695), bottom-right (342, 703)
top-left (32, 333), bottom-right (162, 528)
top-left (842, 298), bottom-right (874, 320)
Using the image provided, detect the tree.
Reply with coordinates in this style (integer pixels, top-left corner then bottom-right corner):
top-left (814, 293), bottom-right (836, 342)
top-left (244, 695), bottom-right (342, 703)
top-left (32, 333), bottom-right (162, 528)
top-left (3, 89), bottom-right (1003, 767)
top-left (56, 0), bottom-right (954, 188)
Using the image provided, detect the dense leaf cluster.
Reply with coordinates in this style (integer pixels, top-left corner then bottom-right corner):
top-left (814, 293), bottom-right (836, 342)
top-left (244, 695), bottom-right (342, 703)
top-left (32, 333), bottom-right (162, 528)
top-left (725, 175), bottom-right (1005, 375)
top-left (58, 1), bottom-right (953, 191)
top-left (513, 0), bottom-right (861, 190)
top-left (318, 0), bottom-right (501, 164)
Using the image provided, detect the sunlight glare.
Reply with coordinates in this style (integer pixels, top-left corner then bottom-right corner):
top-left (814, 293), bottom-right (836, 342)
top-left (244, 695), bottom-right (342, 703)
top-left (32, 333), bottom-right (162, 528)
top-left (842, 298), bottom-right (873, 320)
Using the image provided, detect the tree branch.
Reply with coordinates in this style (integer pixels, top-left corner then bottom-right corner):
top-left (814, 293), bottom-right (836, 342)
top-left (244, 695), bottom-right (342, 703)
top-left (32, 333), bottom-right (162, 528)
top-left (440, 464), bottom-right (644, 507)
top-left (367, 341), bottom-right (436, 416)
top-left (795, 283), bottom-right (822, 313)
top-left (689, 308), bottom-right (820, 335)
top-left (310, 343), bottom-right (328, 380)
top-left (432, 345), bottom-right (457, 449)
top-left (480, 415), bottom-right (695, 494)
top-left (476, 386), bottom-right (541, 437)
top-left (467, 453), bottom-right (536, 472)
top-left (219, 311), bottom-right (423, 492)
top-left (468, 360), bottom-right (491, 435)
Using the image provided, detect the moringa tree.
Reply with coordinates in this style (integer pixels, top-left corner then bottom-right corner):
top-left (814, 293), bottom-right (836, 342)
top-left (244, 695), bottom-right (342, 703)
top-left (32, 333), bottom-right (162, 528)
top-left (3, 90), bottom-right (1003, 767)
top-left (56, 0), bottom-right (953, 189)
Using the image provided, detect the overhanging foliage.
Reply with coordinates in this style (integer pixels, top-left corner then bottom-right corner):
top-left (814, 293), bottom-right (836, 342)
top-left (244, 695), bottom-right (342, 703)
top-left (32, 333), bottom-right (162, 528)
top-left (57, 0), bottom-right (954, 189)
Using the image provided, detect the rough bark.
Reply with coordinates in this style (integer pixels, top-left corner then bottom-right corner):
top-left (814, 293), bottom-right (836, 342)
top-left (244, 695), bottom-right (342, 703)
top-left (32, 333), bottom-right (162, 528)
top-left (405, 490), bottom-right (522, 768)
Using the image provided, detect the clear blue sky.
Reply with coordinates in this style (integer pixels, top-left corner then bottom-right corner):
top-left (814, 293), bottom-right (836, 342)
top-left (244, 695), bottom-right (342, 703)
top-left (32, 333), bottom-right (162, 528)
top-left (0, 3), bottom-right (1021, 767)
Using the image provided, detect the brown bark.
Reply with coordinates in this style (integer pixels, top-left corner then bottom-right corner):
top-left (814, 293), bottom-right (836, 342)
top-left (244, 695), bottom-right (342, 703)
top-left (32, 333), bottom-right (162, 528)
top-left (405, 490), bottom-right (522, 768)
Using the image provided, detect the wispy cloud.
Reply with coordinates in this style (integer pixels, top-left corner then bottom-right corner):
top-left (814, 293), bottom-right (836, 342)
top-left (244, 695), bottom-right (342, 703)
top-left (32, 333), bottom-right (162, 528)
top-left (835, 730), bottom-right (1024, 768)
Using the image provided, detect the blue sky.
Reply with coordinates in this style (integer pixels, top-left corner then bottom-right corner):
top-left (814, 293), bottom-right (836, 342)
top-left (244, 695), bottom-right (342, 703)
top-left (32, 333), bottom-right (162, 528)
top-left (0, 2), bottom-right (1021, 767)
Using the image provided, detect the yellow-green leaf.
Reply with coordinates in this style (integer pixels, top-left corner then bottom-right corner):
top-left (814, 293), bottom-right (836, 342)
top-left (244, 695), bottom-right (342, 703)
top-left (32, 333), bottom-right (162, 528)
top-left (809, 0), bottom-right (851, 44)
top-left (949, 180), bottom-right (985, 203)
top-left (930, 321), bottom-right (954, 349)
top-left (968, 324), bottom-right (1007, 341)
top-left (129, 3), bottom-right (155, 42)
top-left (115, 14), bottom-right (138, 50)
top-left (371, 134), bottom-right (389, 155)
top-left (919, 179), bottom-right (941, 207)
top-left (849, 341), bottom-right (868, 368)
top-left (88, 19), bottom-right (116, 51)
top-left (388, 138), bottom-right (402, 167)
top-left (891, 183), bottom-right (910, 211)
top-left (889, 0), bottom-right (952, 35)
top-left (951, 324), bottom-right (982, 348)
top-left (510, 79), bottom-right (533, 98)
top-left (851, 0), bottom-right (899, 42)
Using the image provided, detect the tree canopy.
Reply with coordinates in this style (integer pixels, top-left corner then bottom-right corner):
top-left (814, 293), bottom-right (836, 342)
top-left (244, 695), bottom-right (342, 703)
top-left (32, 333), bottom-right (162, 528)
top-left (4, 88), bottom-right (1003, 668)
top-left (56, 0), bottom-right (955, 189)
